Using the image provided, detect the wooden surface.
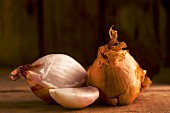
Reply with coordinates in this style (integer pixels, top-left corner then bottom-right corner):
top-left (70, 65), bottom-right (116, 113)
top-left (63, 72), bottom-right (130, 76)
top-left (1, 67), bottom-right (170, 113)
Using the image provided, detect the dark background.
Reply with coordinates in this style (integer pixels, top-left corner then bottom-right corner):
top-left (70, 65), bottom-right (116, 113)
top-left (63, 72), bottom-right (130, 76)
top-left (0, 0), bottom-right (170, 80)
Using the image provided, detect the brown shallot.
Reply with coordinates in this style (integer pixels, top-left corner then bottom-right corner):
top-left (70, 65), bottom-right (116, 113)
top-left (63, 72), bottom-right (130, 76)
top-left (88, 26), bottom-right (152, 106)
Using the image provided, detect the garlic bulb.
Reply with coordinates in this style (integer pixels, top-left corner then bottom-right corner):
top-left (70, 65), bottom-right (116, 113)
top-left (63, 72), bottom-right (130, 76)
top-left (49, 86), bottom-right (99, 109)
top-left (10, 54), bottom-right (87, 103)
top-left (88, 27), bottom-right (152, 106)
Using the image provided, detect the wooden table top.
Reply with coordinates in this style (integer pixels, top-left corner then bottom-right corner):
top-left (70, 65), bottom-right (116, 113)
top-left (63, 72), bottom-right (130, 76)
top-left (1, 67), bottom-right (170, 113)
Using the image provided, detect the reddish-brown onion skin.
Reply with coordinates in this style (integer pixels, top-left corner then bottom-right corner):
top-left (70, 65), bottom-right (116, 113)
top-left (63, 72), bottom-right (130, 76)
top-left (26, 80), bottom-right (55, 103)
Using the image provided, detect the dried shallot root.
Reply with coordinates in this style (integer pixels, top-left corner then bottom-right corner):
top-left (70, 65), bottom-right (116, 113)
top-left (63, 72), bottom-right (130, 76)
top-left (10, 54), bottom-right (88, 103)
top-left (88, 26), bottom-right (152, 106)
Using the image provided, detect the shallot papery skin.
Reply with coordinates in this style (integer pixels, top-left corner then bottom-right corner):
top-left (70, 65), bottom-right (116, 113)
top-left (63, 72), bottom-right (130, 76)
top-left (88, 27), bottom-right (152, 106)
top-left (10, 54), bottom-right (87, 103)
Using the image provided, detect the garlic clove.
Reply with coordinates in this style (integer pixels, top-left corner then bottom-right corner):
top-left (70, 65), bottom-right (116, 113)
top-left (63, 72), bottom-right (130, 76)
top-left (49, 86), bottom-right (99, 109)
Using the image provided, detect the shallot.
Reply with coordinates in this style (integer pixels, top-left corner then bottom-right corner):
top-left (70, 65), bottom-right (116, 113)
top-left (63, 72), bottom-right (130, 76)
top-left (10, 54), bottom-right (87, 103)
top-left (88, 26), bottom-right (152, 105)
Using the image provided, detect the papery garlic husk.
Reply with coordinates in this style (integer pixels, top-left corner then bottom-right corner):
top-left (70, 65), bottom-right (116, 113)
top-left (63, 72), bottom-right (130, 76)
top-left (10, 54), bottom-right (87, 103)
top-left (49, 86), bottom-right (99, 109)
top-left (88, 27), bottom-right (152, 106)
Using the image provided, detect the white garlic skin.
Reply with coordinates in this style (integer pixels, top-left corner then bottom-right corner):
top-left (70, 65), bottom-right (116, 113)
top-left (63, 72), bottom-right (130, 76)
top-left (49, 86), bottom-right (99, 109)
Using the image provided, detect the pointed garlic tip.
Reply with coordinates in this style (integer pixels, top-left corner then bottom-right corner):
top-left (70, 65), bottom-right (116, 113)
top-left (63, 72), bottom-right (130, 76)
top-left (109, 25), bottom-right (118, 41)
top-left (49, 86), bottom-right (99, 109)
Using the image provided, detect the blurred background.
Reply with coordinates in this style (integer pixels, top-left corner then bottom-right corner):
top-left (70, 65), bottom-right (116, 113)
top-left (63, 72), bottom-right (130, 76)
top-left (0, 0), bottom-right (170, 83)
